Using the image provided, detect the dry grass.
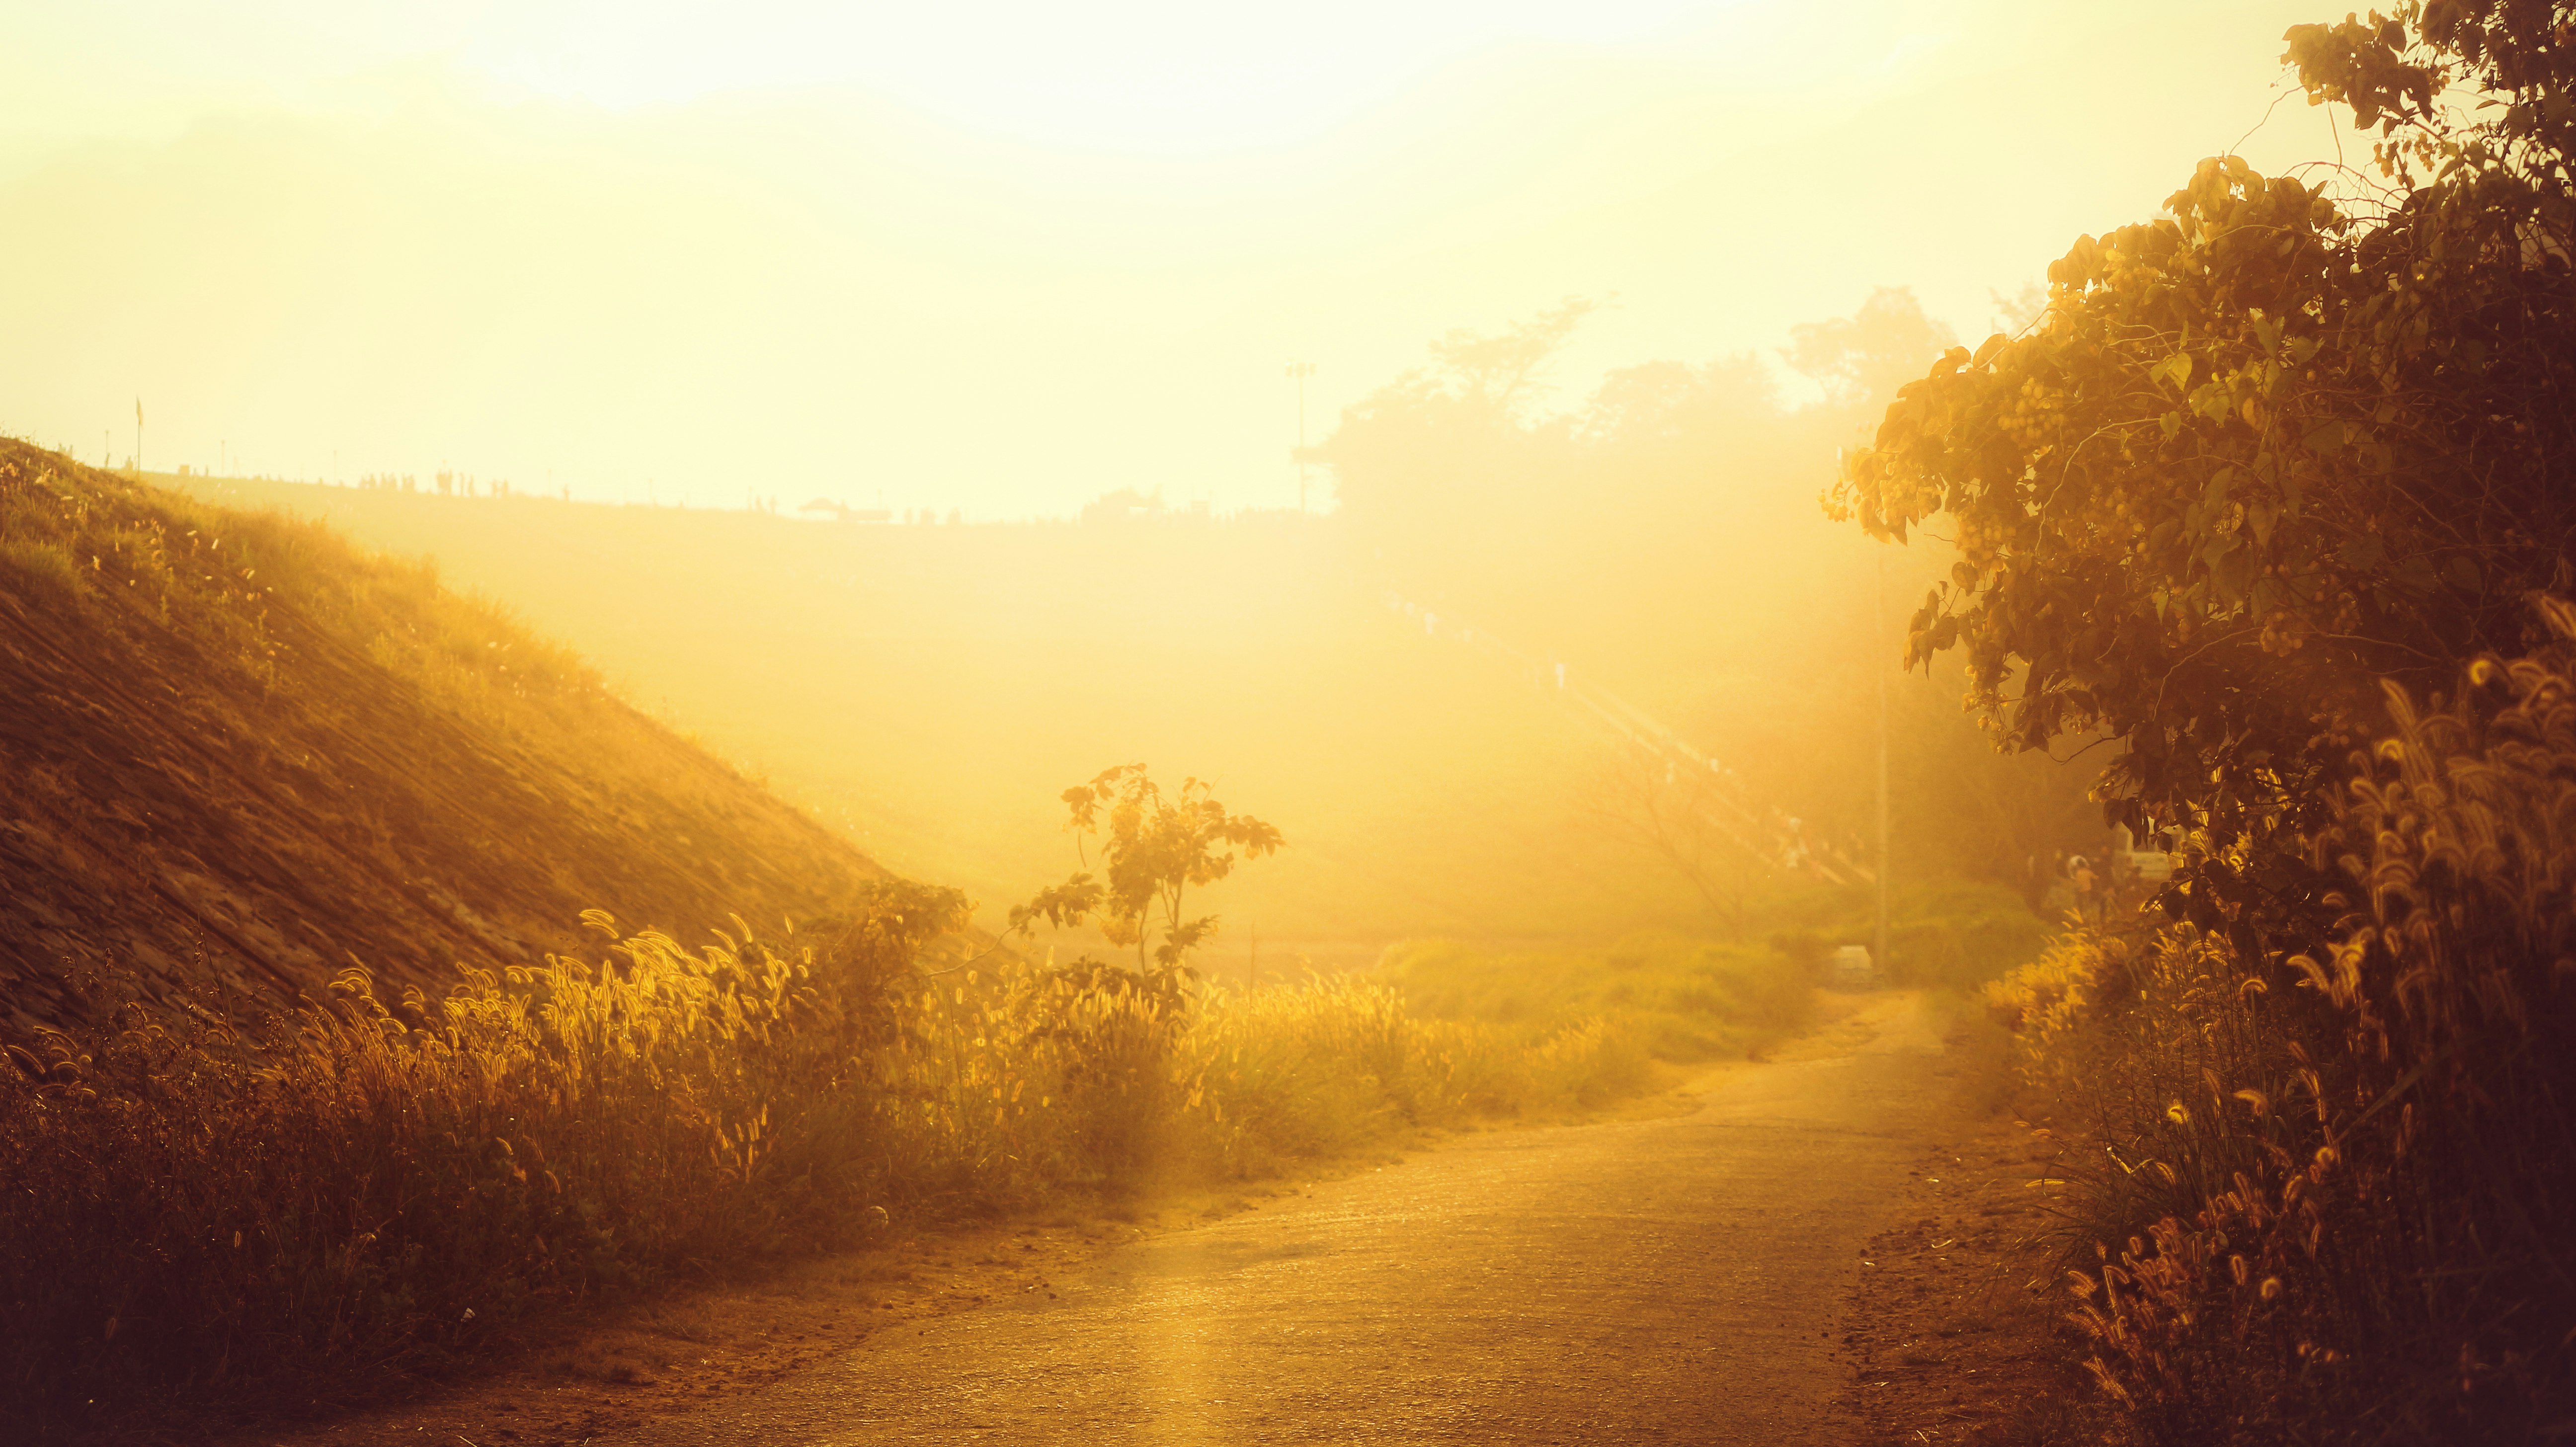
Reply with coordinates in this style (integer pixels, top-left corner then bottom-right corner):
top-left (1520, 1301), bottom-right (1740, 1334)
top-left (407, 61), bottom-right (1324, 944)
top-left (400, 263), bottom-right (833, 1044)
top-left (0, 898), bottom-right (1643, 1441)
top-left (1977, 609), bottom-right (2576, 1443)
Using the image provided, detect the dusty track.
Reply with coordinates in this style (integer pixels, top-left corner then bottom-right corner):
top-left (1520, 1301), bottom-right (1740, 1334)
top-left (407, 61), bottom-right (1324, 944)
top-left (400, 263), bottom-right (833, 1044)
top-left (614, 994), bottom-right (1956, 1446)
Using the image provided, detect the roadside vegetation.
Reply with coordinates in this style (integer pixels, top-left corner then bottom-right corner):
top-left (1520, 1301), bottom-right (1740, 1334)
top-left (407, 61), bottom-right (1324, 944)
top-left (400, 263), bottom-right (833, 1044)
top-left (0, 767), bottom-right (1654, 1441)
top-left (1843, 7), bottom-right (2576, 1439)
top-left (1381, 882), bottom-right (2042, 1062)
top-left (1381, 934), bottom-right (1811, 1062)
top-left (0, 441), bottom-right (2054, 1441)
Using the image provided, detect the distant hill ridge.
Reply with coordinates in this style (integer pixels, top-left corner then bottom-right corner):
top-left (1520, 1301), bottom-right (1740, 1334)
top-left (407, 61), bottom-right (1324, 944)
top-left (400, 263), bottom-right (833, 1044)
top-left (0, 440), bottom-right (889, 1037)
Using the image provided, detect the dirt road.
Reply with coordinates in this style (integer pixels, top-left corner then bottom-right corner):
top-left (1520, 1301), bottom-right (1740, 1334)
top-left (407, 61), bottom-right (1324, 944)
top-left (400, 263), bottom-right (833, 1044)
top-left (611, 994), bottom-right (1956, 1446)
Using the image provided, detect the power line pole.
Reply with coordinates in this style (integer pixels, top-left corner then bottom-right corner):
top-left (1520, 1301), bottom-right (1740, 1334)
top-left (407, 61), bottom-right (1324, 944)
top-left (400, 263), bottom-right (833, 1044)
top-left (1874, 549), bottom-right (1891, 983)
top-left (133, 399), bottom-right (144, 478)
top-left (1285, 361), bottom-right (1315, 512)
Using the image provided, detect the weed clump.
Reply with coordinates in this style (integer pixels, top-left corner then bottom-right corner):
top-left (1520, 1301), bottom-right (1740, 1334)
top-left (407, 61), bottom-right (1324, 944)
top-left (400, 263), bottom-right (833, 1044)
top-left (0, 537), bottom-right (83, 600)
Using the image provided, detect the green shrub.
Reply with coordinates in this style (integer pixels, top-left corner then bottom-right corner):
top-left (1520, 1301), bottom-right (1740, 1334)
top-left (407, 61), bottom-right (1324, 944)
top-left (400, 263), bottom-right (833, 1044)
top-left (1759, 882), bottom-right (2047, 993)
top-left (1885, 907), bottom-right (2047, 992)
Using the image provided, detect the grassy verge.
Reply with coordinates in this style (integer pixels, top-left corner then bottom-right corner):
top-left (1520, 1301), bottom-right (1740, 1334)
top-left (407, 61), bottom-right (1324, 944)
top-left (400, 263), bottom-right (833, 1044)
top-left (0, 445), bottom-right (886, 1038)
top-left (1763, 880), bottom-right (2054, 995)
top-left (1379, 883), bottom-right (2048, 1067)
top-left (0, 899), bottom-right (1650, 1441)
top-left (1379, 931), bottom-right (1812, 1062)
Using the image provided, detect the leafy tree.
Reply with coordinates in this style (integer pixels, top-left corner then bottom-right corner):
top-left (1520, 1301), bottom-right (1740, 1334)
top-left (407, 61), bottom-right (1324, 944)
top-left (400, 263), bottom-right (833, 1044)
top-left (1321, 290), bottom-right (2105, 904)
top-left (1781, 286), bottom-right (1959, 408)
top-left (1829, 6), bottom-right (2576, 1434)
top-left (1311, 303), bottom-right (1593, 618)
top-left (1417, 298), bottom-right (1598, 416)
top-left (1829, 2), bottom-right (2575, 867)
top-left (1010, 764), bottom-right (1283, 986)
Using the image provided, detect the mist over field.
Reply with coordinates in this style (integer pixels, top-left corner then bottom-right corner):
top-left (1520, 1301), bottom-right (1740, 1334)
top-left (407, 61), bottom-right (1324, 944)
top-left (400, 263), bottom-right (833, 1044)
top-left (173, 287), bottom-right (2099, 965)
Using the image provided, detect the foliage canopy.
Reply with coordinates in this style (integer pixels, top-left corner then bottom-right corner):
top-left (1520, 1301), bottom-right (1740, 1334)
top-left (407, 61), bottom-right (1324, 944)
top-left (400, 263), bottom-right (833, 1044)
top-left (1829, 0), bottom-right (2576, 852)
top-left (1839, 4), bottom-right (2576, 1435)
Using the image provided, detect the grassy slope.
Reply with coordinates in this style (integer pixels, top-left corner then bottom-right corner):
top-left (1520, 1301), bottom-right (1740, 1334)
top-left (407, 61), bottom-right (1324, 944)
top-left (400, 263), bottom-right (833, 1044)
top-left (0, 444), bottom-right (887, 1035)
top-left (165, 476), bottom-right (1720, 956)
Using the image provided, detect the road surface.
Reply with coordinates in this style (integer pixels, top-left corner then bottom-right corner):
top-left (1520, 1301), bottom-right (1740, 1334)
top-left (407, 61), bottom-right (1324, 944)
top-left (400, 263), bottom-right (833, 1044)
top-left (615, 993), bottom-right (1953, 1446)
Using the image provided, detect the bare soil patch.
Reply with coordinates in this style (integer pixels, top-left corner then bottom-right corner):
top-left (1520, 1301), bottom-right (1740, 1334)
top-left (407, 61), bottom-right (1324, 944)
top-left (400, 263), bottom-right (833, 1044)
top-left (1833, 1109), bottom-right (2110, 1445)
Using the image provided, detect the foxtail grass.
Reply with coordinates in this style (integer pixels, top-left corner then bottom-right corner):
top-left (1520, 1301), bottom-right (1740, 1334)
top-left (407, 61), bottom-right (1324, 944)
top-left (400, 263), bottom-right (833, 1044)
top-left (1979, 615), bottom-right (2576, 1443)
top-left (0, 898), bottom-right (1639, 1438)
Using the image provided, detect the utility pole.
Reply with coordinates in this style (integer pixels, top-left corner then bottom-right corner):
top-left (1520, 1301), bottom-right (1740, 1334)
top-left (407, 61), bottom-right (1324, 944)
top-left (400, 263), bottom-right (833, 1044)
top-left (1285, 361), bottom-right (1315, 512)
top-left (133, 399), bottom-right (143, 477)
top-left (1874, 550), bottom-right (1891, 983)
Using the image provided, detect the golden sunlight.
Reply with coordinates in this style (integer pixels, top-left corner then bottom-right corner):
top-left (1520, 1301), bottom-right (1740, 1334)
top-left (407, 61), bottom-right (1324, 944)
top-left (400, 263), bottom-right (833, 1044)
top-left (4, 1), bottom-right (2336, 516)
top-left (7, 2), bottom-right (2567, 1443)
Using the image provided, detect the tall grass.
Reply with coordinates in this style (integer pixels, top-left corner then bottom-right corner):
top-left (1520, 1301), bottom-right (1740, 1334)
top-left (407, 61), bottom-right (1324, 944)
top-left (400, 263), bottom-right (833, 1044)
top-left (1980, 617), bottom-right (2576, 1443)
top-left (0, 892), bottom-right (1640, 1437)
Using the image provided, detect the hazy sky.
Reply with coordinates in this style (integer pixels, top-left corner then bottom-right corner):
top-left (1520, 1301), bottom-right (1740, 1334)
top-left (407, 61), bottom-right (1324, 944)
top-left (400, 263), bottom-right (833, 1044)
top-left (1, 0), bottom-right (2347, 515)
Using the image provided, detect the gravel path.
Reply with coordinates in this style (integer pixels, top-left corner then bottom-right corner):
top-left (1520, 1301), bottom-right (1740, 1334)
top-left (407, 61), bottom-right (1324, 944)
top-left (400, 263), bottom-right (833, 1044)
top-left (614, 994), bottom-right (1952, 1446)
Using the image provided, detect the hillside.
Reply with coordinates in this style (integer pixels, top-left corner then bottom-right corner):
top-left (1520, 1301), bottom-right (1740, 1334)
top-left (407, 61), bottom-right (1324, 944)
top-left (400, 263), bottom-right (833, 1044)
top-left (0, 441), bottom-right (888, 1037)
top-left (163, 473), bottom-right (2102, 965)
top-left (156, 476), bottom-right (1787, 959)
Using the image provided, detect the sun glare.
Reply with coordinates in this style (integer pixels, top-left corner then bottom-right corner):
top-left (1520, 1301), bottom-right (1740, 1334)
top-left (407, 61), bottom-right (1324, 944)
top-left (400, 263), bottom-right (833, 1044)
top-left (7, 2), bottom-right (2573, 1442)
top-left (461, 0), bottom-right (1762, 153)
top-left (1, 0), bottom-right (2340, 515)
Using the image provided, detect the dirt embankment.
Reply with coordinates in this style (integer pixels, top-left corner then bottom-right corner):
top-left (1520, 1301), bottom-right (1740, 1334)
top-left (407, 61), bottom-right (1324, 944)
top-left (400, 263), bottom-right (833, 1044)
top-left (0, 442), bottom-right (891, 1038)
